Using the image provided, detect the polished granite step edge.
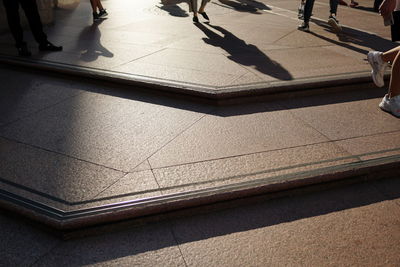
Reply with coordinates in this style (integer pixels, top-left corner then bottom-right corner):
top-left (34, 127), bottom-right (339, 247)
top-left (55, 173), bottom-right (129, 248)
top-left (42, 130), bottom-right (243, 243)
top-left (0, 53), bottom-right (385, 103)
top-left (0, 154), bottom-right (399, 231)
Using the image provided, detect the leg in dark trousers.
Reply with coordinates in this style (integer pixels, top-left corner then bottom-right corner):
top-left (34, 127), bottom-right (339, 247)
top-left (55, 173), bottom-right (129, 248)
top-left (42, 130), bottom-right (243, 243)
top-left (19, 0), bottom-right (48, 45)
top-left (303, 0), bottom-right (316, 23)
top-left (2, 0), bottom-right (24, 47)
top-left (298, 0), bottom-right (315, 31)
top-left (2, 0), bottom-right (62, 55)
top-left (330, 0), bottom-right (339, 15)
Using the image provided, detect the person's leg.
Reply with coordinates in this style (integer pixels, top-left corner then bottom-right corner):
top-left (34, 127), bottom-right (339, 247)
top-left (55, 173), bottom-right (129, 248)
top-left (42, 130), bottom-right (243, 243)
top-left (383, 48), bottom-right (400, 97)
top-left (199, 0), bottom-right (209, 12)
top-left (198, 0), bottom-right (210, 20)
top-left (298, 0), bottom-right (315, 31)
top-left (328, 0), bottom-right (342, 31)
top-left (369, 46), bottom-right (400, 116)
top-left (95, 0), bottom-right (104, 11)
top-left (304, 0), bottom-right (315, 21)
top-left (89, 0), bottom-right (97, 12)
top-left (2, 0), bottom-right (24, 47)
top-left (19, 0), bottom-right (48, 45)
top-left (190, 0), bottom-right (199, 22)
top-left (329, 0), bottom-right (338, 15)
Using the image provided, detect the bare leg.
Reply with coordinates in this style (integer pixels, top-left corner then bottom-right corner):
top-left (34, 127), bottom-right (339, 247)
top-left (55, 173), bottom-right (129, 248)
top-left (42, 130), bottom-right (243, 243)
top-left (96, 0), bottom-right (104, 11)
top-left (199, 0), bottom-right (208, 13)
top-left (381, 46), bottom-right (400, 97)
top-left (381, 46), bottom-right (400, 62)
top-left (90, 0), bottom-right (104, 12)
top-left (89, 0), bottom-right (96, 12)
top-left (388, 50), bottom-right (400, 98)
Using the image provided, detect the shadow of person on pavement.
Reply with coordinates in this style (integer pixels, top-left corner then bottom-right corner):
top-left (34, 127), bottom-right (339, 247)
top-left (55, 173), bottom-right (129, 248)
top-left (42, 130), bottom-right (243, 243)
top-left (157, 3), bottom-right (189, 17)
top-left (309, 19), bottom-right (397, 55)
top-left (76, 19), bottom-right (113, 62)
top-left (157, 0), bottom-right (189, 17)
top-left (196, 23), bottom-right (293, 81)
top-left (214, 0), bottom-right (266, 14)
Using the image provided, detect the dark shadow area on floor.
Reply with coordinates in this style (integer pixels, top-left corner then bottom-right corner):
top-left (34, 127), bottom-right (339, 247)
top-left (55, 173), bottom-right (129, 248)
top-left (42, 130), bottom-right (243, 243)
top-left (170, 176), bottom-right (400, 246)
top-left (36, 19), bottom-right (114, 63)
top-left (77, 19), bottom-right (113, 62)
top-left (196, 23), bottom-right (293, 81)
top-left (157, 3), bottom-right (189, 17)
top-left (214, 0), bottom-right (270, 13)
top-left (353, 5), bottom-right (377, 12)
top-left (310, 18), bottom-right (397, 54)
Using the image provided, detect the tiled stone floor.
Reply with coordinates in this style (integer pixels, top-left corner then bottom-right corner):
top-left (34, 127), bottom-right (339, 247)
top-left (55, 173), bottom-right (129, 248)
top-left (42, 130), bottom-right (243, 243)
top-left (0, 65), bottom-right (399, 213)
top-left (1, 177), bottom-right (399, 266)
top-left (0, 0), bottom-right (397, 89)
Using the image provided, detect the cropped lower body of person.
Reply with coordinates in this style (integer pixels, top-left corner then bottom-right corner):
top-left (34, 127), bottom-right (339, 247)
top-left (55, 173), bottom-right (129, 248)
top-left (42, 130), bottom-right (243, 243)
top-left (368, 46), bottom-right (400, 117)
top-left (89, 0), bottom-right (108, 21)
top-left (298, 0), bottom-right (341, 32)
top-left (189, 0), bottom-right (210, 23)
top-left (2, 0), bottom-right (62, 56)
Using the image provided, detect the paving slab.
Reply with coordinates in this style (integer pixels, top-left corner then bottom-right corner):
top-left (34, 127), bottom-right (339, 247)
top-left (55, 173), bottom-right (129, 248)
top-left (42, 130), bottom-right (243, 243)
top-left (170, 180), bottom-right (400, 266)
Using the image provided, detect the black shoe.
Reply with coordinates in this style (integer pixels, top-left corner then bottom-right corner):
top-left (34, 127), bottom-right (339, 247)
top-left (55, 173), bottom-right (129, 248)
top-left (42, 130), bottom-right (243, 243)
top-left (98, 9), bottom-right (108, 18)
top-left (39, 41), bottom-right (63, 52)
top-left (199, 12), bottom-right (209, 20)
top-left (93, 12), bottom-right (100, 21)
top-left (17, 43), bottom-right (31, 57)
top-left (193, 15), bottom-right (199, 23)
top-left (297, 22), bottom-right (310, 32)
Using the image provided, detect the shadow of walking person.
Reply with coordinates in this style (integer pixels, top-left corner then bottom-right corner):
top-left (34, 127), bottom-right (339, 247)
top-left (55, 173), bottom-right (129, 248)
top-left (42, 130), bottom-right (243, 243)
top-left (76, 20), bottom-right (113, 63)
top-left (215, 0), bottom-right (262, 14)
top-left (310, 19), bottom-right (397, 54)
top-left (158, 3), bottom-right (189, 17)
top-left (196, 23), bottom-right (293, 81)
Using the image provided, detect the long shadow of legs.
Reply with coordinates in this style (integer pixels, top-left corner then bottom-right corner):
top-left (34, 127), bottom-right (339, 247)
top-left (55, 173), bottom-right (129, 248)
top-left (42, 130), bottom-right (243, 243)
top-left (215, 0), bottom-right (263, 13)
top-left (195, 23), bottom-right (293, 81)
top-left (310, 19), bottom-right (397, 54)
top-left (76, 20), bottom-right (113, 62)
top-left (157, 3), bottom-right (189, 17)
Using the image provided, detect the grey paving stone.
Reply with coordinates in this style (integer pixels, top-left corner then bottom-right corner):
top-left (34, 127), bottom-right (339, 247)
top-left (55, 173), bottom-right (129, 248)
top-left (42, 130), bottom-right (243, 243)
top-left (335, 131), bottom-right (400, 160)
top-left (32, 223), bottom-right (185, 267)
top-left (170, 182), bottom-right (400, 266)
top-left (281, 90), bottom-right (400, 140)
top-left (0, 68), bottom-right (82, 126)
top-left (0, 90), bottom-right (212, 172)
top-left (0, 213), bottom-right (60, 267)
top-left (0, 137), bottom-right (125, 203)
top-left (153, 142), bottom-right (357, 194)
top-left (149, 101), bottom-right (328, 168)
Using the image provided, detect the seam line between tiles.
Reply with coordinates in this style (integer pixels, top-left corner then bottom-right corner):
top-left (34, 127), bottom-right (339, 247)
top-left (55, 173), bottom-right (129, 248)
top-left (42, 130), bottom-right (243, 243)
top-left (0, 136), bottom-right (126, 174)
top-left (146, 112), bottom-right (212, 166)
top-left (110, 47), bottom-right (168, 69)
top-left (151, 137), bottom-right (400, 170)
top-left (169, 226), bottom-right (189, 267)
top-left (0, 90), bottom-right (85, 131)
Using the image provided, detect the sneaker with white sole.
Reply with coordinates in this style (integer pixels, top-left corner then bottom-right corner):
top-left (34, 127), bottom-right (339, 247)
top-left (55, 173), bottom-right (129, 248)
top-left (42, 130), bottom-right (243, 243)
top-left (298, 2), bottom-right (305, 19)
top-left (379, 94), bottom-right (400, 117)
top-left (328, 15), bottom-right (342, 32)
top-left (367, 51), bottom-right (388, 87)
top-left (297, 22), bottom-right (310, 32)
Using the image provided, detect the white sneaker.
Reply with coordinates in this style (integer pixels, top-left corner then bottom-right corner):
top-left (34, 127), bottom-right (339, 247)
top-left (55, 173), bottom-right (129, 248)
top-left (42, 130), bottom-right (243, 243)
top-left (328, 15), bottom-right (342, 32)
top-left (379, 94), bottom-right (400, 117)
top-left (367, 51), bottom-right (388, 87)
